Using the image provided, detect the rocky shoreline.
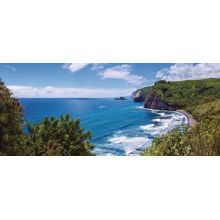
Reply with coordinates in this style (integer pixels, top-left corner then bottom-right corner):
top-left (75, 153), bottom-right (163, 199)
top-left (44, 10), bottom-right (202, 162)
top-left (132, 89), bottom-right (197, 128)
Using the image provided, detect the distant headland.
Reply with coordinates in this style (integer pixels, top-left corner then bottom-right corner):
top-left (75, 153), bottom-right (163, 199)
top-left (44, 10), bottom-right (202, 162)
top-left (114, 97), bottom-right (126, 100)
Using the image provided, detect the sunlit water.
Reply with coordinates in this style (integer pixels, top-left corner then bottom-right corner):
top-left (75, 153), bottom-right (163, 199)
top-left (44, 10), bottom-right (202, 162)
top-left (20, 98), bottom-right (187, 155)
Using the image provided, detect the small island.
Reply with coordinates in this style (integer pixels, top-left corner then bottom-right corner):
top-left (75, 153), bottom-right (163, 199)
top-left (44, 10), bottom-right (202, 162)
top-left (114, 97), bottom-right (126, 100)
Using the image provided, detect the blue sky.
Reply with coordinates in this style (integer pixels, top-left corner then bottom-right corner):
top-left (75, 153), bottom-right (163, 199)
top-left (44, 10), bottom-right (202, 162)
top-left (0, 63), bottom-right (220, 97)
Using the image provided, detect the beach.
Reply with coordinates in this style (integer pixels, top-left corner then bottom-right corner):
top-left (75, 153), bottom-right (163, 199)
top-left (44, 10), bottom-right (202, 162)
top-left (177, 110), bottom-right (197, 127)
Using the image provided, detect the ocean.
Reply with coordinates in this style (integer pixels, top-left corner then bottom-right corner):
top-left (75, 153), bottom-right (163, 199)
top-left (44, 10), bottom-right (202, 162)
top-left (20, 98), bottom-right (187, 156)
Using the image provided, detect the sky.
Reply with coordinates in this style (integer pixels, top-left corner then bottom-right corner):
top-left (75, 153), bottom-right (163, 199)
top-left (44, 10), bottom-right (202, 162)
top-left (0, 63), bottom-right (220, 98)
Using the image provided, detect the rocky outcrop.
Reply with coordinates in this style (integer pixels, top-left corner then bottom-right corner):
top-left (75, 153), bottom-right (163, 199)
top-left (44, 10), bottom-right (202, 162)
top-left (114, 97), bottom-right (126, 100)
top-left (132, 87), bottom-right (152, 102)
top-left (144, 94), bottom-right (176, 111)
top-left (132, 89), bottom-right (145, 102)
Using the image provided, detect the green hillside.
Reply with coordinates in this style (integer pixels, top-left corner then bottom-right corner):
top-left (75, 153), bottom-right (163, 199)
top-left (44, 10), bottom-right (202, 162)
top-left (146, 78), bottom-right (220, 119)
top-left (140, 78), bottom-right (220, 156)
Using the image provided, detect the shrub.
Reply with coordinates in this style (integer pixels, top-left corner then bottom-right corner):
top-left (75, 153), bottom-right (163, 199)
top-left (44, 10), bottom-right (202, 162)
top-left (0, 79), bottom-right (23, 155)
top-left (22, 115), bottom-right (94, 156)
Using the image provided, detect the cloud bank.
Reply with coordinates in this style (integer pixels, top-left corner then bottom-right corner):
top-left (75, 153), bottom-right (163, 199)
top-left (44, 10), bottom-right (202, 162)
top-left (63, 63), bottom-right (89, 73)
top-left (156, 63), bottom-right (220, 81)
top-left (8, 85), bottom-right (134, 98)
top-left (99, 64), bottom-right (146, 86)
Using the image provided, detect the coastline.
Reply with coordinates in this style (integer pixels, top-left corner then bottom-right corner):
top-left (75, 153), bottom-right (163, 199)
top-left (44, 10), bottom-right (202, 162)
top-left (176, 109), bottom-right (197, 128)
top-left (144, 107), bottom-right (196, 128)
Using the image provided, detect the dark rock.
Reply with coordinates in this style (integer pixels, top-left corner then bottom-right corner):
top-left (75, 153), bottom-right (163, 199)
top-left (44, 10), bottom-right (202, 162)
top-left (144, 95), bottom-right (176, 111)
top-left (114, 97), bottom-right (126, 100)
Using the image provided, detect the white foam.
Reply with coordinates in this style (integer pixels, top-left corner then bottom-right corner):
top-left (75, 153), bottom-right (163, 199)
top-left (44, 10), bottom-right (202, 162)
top-left (158, 112), bottom-right (166, 116)
top-left (98, 105), bottom-right (107, 109)
top-left (103, 110), bottom-right (188, 155)
top-left (108, 135), bottom-right (149, 155)
top-left (151, 109), bottom-right (167, 116)
top-left (136, 106), bottom-right (144, 109)
top-left (152, 118), bottom-right (161, 122)
top-left (139, 112), bottom-right (186, 137)
top-left (140, 124), bottom-right (155, 130)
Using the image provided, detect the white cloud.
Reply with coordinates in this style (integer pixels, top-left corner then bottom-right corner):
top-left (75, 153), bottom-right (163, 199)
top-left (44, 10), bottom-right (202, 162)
top-left (91, 64), bottom-right (105, 71)
top-left (99, 64), bottom-right (146, 86)
top-left (8, 85), bottom-right (134, 98)
top-left (156, 63), bottom-right (220, 81)
top-left (63, 63), bottom-right (89, 73)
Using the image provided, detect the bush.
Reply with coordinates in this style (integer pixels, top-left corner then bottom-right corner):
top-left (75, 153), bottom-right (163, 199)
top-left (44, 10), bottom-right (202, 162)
top-left (22, 115), bottom-right (94, 156)
top-left (0, 80), bottom-right (24, 155)
top-left (142, 116), bottom-right (220, 156)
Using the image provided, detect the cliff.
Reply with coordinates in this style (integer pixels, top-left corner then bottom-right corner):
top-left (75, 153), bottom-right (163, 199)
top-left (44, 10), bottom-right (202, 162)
top-left (144, 94), bottom-right (176, 111)
top-left (144, 79), bottom-right (220, 119)
top-left (131, 86), bottom-right (152, 102)
top-left (133, 78), bottom-right (220, 117)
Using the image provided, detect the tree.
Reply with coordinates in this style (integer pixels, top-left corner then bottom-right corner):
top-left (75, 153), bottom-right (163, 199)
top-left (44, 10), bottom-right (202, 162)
top-left (0, 79), bottom-right (24, 155)
top-left (22, 115), bottom-right (94, 156)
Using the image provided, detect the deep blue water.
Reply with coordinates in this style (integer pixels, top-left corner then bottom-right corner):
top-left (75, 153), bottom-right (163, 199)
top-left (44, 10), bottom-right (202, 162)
top-left (20, 98), bottom-right (187, 155)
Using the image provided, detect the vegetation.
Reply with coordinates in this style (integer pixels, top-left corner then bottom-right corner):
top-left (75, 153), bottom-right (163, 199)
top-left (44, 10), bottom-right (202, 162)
top-left (0, 79), bottom-right (94, 156)
top-left (0, 80), bottom-right (24, 155)
top-left (141, 78), bottom-right (220, 156)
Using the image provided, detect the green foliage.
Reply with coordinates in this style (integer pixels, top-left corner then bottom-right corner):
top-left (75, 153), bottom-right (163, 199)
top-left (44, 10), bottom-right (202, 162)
top-left (142, 126), bottom-right (192, 156)
top-left (142, 115), bottom-right (220, 156)
top-left (0, 80), bottom-right (94, 156)
top-left (0, 79), bottom-right (24, 155)
top-left (191, 99), bottom-right (220, 121)
top-left (22, 115), bottom-right (94, 156)
top-left (137, 86), bottom-right (152, 97)
top-left (146, 78), bottom-right (220, 113)
top-left (141, 78), bottom-right (220, 156)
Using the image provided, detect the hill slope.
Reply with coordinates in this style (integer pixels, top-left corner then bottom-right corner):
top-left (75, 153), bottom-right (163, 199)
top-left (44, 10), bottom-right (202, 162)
top-left (144, 78), bottom-right (220, 119)
top-left (133, 78), bottom-right (220, 156)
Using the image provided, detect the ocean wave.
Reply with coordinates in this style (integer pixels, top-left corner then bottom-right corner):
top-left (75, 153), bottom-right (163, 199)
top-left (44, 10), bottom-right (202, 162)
top-left (139, 112), bottom-right (187, 137)
top-left (96, 107), bottom-right (188, 155)
top-left (140, 124), bottom-right (155, 130)
top-left (98, 105), bottom-right (107, 109)
top-left (107, 135), bottom-right (150, 155)
top-left (136, 106), bottom-right (144, 109)
top-left (152, 118), bottom-right (161, 122)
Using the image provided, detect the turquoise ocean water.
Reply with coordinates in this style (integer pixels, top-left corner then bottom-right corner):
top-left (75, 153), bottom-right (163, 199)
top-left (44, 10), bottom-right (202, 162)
top-left (20, 98), bottom-right (187, 155)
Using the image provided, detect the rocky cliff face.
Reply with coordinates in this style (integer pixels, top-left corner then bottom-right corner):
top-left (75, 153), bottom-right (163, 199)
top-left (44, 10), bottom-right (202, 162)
top-left (144, 94), bottom-right (176, 111)
top-left (132, 89), bottom-right (145, 102)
